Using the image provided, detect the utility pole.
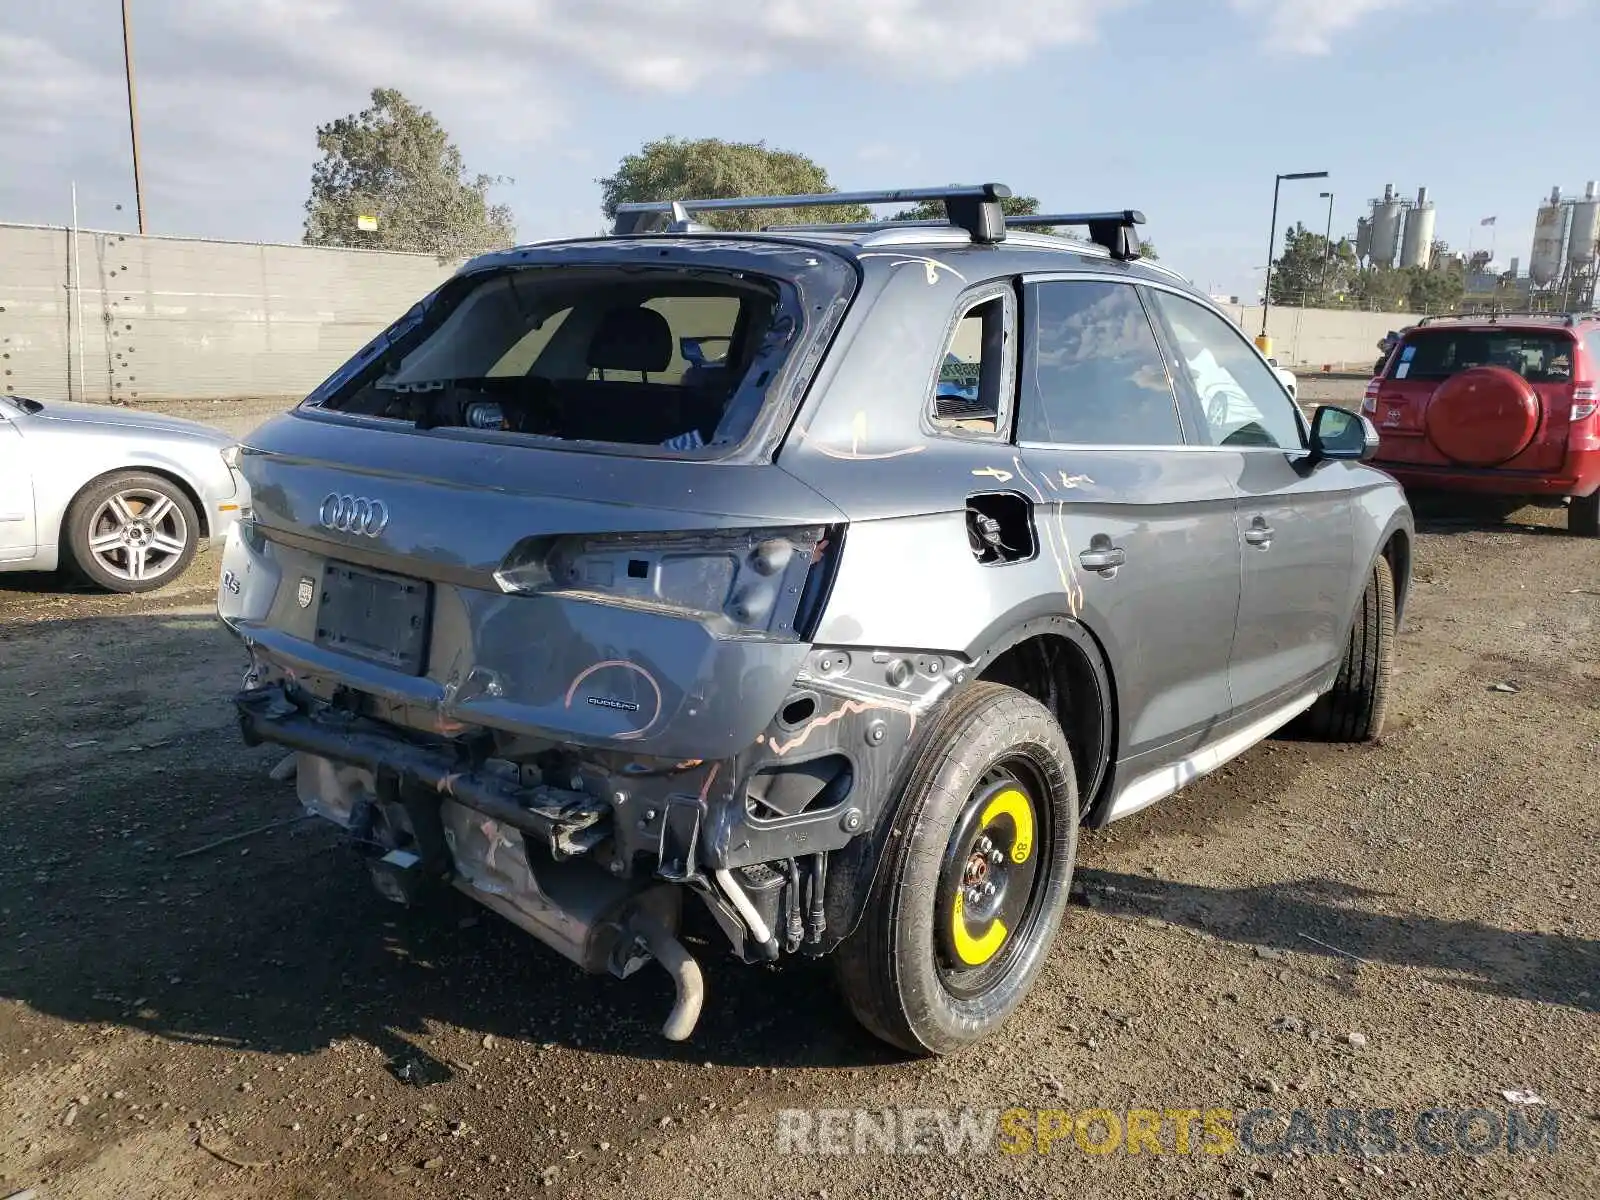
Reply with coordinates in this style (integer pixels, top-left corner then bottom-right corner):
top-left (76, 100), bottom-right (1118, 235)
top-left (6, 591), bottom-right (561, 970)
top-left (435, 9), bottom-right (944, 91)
top-left (1260, 170), bottom-right (1329, 351)
top-left (122, 0), bottom-right (147, 233)
top-left (1319, 191), bottom-right (1335, 303)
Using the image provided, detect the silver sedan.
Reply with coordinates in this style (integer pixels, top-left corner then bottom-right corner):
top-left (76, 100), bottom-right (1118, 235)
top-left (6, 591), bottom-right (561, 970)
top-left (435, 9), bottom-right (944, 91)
top-left (0, 395), bottom-right (251, 593)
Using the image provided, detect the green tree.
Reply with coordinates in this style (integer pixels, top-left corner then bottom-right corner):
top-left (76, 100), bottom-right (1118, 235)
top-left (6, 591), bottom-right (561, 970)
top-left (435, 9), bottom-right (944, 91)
top-left (303, 88), bottom-right (516, 258)
top-left (598, 137), bottom-right (872, 231)
top-left (1351, 266), bottom-right (1413, 312)
top-left (1268, 222), bottom-right (1356, 305)
top-left (1406, 257), bottom-right (1465, 313)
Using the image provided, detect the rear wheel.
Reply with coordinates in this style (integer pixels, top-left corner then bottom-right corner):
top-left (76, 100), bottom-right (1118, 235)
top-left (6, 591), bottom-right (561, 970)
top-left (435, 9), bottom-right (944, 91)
top-left (833, 682), bottom-right (1078, 1056)
top-left (65, 471), bottom-right (200, 593)
top-left (1570, 491), bottom-right (1600, 539)
top-left (1303, 554), bottom-right (1395, 743)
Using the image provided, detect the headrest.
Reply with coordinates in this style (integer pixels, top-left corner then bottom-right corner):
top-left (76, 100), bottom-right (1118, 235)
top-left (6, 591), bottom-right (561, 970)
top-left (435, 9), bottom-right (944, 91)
top-left (586, 306), bottom-right (673, 375)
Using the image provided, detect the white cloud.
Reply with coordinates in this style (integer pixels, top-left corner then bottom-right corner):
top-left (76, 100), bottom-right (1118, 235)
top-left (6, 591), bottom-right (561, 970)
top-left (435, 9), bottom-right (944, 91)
top-left (0, 0), bottom-right (1131, 238)
top-left (1229, 0), bottom-right (1413, 55)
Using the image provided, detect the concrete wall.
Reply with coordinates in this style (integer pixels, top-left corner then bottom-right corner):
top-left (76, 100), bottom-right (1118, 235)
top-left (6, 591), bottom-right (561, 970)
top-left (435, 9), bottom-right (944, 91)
top-left (1, 223), bottom-right (458, 404)
top-left (1218, 304), bottom-right (1420, 370)
top-left (2, 222), bottom-right (1419, 405)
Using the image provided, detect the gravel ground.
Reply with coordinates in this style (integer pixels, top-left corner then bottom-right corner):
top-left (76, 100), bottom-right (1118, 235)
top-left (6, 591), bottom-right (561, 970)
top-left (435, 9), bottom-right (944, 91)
top-left (1, 378), bottom-right (1596, 1200)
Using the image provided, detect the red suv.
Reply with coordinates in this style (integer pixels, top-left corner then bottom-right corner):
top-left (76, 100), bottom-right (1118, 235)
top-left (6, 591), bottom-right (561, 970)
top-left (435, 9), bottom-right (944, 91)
top-left (1364, 313), bottom-right (1600, 536)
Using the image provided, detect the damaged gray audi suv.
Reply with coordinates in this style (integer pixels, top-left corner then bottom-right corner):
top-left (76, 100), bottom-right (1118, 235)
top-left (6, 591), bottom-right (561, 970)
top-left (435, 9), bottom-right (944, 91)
top-left (218, 184), bottom-right (1412, 1055)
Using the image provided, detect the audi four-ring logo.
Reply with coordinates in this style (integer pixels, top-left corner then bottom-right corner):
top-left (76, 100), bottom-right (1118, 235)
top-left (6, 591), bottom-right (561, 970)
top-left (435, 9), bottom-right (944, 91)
top-left (319, 493), bottom-right (390, 537)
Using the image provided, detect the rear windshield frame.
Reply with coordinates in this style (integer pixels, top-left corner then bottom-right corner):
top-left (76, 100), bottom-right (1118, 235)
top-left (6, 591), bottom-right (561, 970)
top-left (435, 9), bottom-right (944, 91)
top-left (1387, 326), bottom-right (1579, 385)
top-left (296, 240), bottom-right (859, 464)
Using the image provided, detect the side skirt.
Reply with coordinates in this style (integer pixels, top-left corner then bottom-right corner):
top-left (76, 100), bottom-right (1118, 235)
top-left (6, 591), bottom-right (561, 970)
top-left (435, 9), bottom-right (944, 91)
top-left (1103, 691), bottom-right (1320, 823)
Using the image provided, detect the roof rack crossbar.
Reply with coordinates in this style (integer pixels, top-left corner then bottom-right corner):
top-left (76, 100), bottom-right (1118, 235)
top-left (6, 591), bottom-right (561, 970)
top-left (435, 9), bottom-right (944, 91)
top-left (763, 208), bottom-right (1148, 260)
top-left (612, 183), bottom-right (1013, 242)
top-left (1005, 210), bottom-right (1146, 260)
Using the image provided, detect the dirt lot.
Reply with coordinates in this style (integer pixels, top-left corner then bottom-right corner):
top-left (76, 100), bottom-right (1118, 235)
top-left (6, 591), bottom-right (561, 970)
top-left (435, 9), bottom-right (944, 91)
top-left (1, 381), bottom-right (1596, 1200)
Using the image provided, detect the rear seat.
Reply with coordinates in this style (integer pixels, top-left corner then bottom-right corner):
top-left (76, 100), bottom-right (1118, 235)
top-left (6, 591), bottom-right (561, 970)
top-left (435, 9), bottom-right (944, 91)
top-left (548, 305), bottom-right (729, 445)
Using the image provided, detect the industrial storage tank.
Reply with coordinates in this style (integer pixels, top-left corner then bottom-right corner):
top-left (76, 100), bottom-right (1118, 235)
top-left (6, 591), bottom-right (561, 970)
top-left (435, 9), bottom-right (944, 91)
top-left (1369, 184), bottom-right (1403, 268)
top-left (1566, 180), bottom-right (1599, 267)
top-left (1530, 186), bottom-right (1568, 286)
top-left (1355, 215), bottom-right (1373, 260)
top-left (1400, 186), bottom-right (1435, 269)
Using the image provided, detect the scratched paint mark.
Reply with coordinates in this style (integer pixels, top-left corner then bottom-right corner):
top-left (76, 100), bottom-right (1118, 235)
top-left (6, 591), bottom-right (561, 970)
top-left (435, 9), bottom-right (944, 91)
top-left (805, 414), bottom-right (925, 460)
top-left (1012, 456), bottom-right (1083, 617)
top-left (766, 699), bottom-right (907, 758)
top-left (972, 467), bottom-right (1013, 483)
top-left (1060, 473), bottom-right (1094, 489)
top-left (810, 441), bottom-right (926, 461)
top-left (857, 253), bottom-right (968, 285)
top-left (564, 659), bottom-right (664, 741)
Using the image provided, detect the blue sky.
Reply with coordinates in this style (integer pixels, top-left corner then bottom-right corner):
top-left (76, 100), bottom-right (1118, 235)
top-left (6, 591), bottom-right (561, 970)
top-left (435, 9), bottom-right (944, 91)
top-left (1, 0), bottom-right (1595, 297)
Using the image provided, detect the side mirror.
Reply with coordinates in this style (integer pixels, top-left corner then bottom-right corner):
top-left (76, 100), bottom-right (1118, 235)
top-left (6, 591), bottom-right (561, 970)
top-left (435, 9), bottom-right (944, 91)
top-left (1310, 405), bottom-right (1379, 463)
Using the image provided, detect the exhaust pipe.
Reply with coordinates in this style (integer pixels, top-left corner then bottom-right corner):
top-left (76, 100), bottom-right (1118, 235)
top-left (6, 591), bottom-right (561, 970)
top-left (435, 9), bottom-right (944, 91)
top-left (632, 912), bottom-right (705, 1041)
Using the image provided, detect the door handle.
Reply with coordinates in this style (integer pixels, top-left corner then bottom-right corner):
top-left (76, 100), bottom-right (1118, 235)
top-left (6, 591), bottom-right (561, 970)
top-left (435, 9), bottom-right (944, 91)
top-left (1244, 520), bottom-right (1275, 548)
top-left (1078, 546), bottom-right (1126, 573)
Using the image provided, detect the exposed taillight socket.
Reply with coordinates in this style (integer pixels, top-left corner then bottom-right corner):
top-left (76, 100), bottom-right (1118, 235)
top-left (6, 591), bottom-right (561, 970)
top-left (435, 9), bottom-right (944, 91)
top-left (494, 526), bottom-right (840, 641)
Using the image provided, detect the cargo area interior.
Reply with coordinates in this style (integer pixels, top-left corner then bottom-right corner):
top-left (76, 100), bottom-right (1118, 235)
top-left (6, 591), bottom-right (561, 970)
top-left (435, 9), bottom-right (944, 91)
top-left (319, 267), bottom-right (783, 449)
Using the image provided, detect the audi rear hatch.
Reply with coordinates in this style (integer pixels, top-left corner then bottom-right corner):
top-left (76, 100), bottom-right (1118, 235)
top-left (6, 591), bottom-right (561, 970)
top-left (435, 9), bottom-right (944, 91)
top-left (219, 240), bottom-right (857, 760)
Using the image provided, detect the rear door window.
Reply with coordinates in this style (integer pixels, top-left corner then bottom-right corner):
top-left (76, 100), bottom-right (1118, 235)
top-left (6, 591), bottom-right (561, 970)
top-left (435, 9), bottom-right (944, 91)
top-left (1391, 329), bottom-right (1577, 383)
top-left (1018, 280), bottom-right (1185, 446)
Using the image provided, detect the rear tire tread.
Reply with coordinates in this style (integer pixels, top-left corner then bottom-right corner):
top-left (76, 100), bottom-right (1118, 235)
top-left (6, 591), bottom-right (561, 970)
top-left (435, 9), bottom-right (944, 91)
top-left (833, 681), bottom-right (1078, 1056)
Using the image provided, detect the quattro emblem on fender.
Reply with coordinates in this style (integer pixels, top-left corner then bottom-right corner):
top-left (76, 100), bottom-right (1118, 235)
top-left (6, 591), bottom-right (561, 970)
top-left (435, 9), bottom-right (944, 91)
top-left (319, 492), bottom-right (390, 537)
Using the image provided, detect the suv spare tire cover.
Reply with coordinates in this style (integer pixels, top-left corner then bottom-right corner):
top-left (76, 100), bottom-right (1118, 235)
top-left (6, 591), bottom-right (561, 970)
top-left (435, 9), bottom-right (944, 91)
top-left (1423, 365), bottom-right (1541, 467)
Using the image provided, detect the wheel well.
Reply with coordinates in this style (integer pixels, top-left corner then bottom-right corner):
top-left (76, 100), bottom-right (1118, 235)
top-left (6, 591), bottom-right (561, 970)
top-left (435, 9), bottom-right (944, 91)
top-left (64, 467), bottom-right (210, 541)
top-left (1382, 530), bottom-right (1411, 626)
top-left (977, 632), bottom-right (1111, 813)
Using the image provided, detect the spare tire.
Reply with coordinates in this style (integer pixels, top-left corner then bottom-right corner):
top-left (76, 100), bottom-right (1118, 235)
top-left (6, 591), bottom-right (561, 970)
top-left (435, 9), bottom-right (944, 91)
top-left (1424, 365), bottom-right (1541, 467)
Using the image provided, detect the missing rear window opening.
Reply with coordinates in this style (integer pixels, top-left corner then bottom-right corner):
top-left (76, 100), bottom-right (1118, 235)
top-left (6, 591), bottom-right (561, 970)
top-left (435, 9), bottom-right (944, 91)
top-left (933, 293), bottom-right (1010, 435)
top-left (319, 268), bottom-right (784, 452)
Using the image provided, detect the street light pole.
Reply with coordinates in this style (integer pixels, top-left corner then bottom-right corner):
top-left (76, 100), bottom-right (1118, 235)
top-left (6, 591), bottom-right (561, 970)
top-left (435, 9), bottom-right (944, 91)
top-left (1319, 191), bottom-right (1335, 303)
top-left (121, 0), bottom-right (147, 234)
top-left (1260, 170), bottom-right (1329, 349)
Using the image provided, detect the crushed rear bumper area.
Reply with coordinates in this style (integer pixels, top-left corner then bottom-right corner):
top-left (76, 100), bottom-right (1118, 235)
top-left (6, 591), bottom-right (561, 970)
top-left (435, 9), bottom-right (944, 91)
top-left (236, 684), bottom-right (610, 860)
top-left (235, 683), bottom-right (705, 1039)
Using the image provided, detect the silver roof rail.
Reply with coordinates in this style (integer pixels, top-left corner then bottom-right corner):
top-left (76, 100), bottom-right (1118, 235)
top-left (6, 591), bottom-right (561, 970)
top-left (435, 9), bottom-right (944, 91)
top-left (613, 184), bottom-right (1013, 243)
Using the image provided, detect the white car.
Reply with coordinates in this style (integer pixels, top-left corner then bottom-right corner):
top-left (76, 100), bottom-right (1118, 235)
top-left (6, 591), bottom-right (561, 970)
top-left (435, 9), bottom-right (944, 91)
top-left (1268, 358), bottom-right (1299, 400)
top-left (0, 395), bottom-right (250, 593)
